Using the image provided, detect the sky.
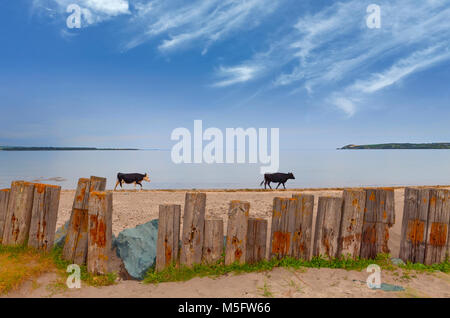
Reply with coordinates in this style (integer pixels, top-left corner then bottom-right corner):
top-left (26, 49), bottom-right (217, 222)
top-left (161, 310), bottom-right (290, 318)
top-left (0, 0), bottom-right (449, 150)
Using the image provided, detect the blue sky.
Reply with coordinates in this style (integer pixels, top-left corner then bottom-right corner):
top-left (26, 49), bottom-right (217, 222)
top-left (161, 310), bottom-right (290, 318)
top-left (0, 0), bottom-right (449, 149)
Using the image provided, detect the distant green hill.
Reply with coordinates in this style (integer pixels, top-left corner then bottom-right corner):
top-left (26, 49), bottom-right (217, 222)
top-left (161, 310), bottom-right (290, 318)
top-left (0, 146), bottom-right (139, 151)
top-left (339, 143), bottom-right (450, 150)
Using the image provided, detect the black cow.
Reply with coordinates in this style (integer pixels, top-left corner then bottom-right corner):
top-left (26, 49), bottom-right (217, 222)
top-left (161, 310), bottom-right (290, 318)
top-left (260, 172), bottom-right (295, 189)
top-left (114, 172), bottom-right (150, 190)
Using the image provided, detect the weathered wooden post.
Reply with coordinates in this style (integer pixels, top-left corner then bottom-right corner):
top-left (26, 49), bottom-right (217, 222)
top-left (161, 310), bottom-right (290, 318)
top-left (291, 194), bottom-right (314, 260)
top-left (338, 189), bottom-right (366, 259)
top-left (87, 191), bottom-right (113, 275)
top-left (424, 189), bottom-right (449, 265)
top-left (225, 200), bottom-right (250, 265)
top-left (0, 189), bottom-right (10, 244)
top-left (2, 181), bottom-right (35, 246)
top-left (312, 196), bottom-right (343, 259)
top-left (156, 204), bottom-right (181, 271)
top-left (399, 188), bottom-right (430, 263)
top-left (28, 184), bottom-right (61, 251)
top-left (246, 218), bottom-right (268, 264)
top-left (360, 188), bottom-right (395, 259)
top-left (269, 197), bottom-right (293, 259)
top-left (203, 218), bottom-right (224, 265)
top-left (63, 176), bottom-right (106, 264)
top-left (180, 192), bottom-right (206, 267)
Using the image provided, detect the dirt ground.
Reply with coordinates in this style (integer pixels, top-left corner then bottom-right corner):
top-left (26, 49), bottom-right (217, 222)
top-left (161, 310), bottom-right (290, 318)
top-left (4, 187), bottom-right (450, 298)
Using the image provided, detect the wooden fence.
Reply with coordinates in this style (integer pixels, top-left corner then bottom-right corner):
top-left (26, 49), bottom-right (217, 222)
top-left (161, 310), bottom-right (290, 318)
top-left (0, 181), bottom-right (61, 250)
top-left (1, 180), bottom-right (449, 276)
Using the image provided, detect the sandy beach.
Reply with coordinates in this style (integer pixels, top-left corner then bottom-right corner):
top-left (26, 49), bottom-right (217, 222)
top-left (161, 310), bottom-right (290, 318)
top-left (4, 187), bottom-right (450, 298)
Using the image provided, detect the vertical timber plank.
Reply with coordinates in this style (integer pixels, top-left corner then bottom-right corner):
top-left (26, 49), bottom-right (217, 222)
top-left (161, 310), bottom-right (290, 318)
top-left (0, 189), bottom-right (10, 243)
top-left (156, 204), bottom-right (181, 271)
top-left (312, 196), bottom-right (343, 259)
top-left (399, 188), bottom-right (429, 263)
top-left (246, 218), bottom-right (268, 264)
top-left (424, 189), bottom-right (449, 265)
top-left (180, 192), bottom-right (206, 267)
top-left (225, 201), bottom-right (250, 265)
top-left (270, 198), bottom-right (295, 259)
top-left (2, 181), bottom-right (35, 246)
top-left (63, 176), bottom-right (106, 264)
top-left (62, 178), bottom-right (90, 262)
top-left (360, 188), bottom-right (395, 259)
top-left (87, 191), bottom-right (113, 275)
top-left (338, 189), bottom-right (366, 259)
top-left (28, 184), bottom-right (61, 251)
top-left (202, 218), bottom-right (224, 265)
top-left (291, 194), bottom-right (314, 260)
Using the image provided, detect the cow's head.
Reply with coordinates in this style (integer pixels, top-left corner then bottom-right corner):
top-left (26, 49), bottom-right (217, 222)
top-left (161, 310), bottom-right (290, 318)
top-left (143, 173), bottom-right (151, 182)
top-left (288, 172), bottom-right (295, 180)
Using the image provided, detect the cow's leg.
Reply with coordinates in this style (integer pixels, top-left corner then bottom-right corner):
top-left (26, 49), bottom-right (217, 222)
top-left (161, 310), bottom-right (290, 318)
top-left (276, 182), bottom-right (281, 189)
top-left (264, 180), bottom-right (267, 189)
top-left (114, 180), bottom-right (120, 191)
top-left (268, 182), bottom-right (272, 190)
top-left (282, 182), bottom-right (286, 190)
top-left (137, 182), bottom-right (143, 190)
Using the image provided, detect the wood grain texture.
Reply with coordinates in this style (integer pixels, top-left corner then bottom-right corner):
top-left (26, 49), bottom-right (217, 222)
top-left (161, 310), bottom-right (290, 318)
top-left (156, 204), bottom-right (181, 271)
top-left (180, 192), bottom-right (206, 267)
top-left (270, 197), bottom-right (295, 259)
top-left (312, 196), bottom-right (343, 259)
top-left (28, 184), bottom-right (61, 251)
top-left (203, 218), bottom-right (224, 265)
top-left (0, 189), bottom-right (10, 243)
top-left (225, 200), bottom-right (250, 265)
top-left (424, 189), bottom-right (449, 265)
top-left (291, 194), bottom-right (314, 260)
top-left (2, 181), bottom-right (35, 246)
top-left (399, 188), bottom-right (430, 263)
top-left (63, 176), bottom-right (106, 264)
top-left (87, 191), bottom-right (113, 275)
top-left (338, 190), bottom-right (366, 259)
top-left (360, 188), bottom-right (395, 259)
top-left (246, 218), bottom-right (268, 264)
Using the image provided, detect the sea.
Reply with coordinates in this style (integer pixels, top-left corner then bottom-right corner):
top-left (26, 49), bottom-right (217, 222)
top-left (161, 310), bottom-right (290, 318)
top-left (0, 149), bottom-right (449, 190)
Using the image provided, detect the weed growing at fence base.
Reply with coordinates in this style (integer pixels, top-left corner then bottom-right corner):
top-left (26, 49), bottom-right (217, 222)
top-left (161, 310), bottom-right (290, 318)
top-left (143, 254), bottom-right (450, 284)
top-left (50, 246), bottom-right (117, 287)
top-left (0, 245), bottom-right (116, 295)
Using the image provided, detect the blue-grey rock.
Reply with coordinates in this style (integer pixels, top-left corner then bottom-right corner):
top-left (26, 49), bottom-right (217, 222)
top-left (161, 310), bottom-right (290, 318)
top-left (114, 219), bottom-right (159, 280)
top-left (54, 220), bottom-right (70, 248)
top-left (391, 258), bottom-right (406, 266)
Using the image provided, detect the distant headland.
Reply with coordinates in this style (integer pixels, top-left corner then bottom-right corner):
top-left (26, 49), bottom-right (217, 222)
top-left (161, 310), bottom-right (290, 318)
top-left (0, 146), bottom-right (139, 151)
top-left (339, 143), bottom-right (450, 150)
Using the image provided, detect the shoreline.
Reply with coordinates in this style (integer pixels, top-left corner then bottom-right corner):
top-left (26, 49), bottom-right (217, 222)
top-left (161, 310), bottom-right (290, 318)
top-left (58, 184), bottom-right (450, 192)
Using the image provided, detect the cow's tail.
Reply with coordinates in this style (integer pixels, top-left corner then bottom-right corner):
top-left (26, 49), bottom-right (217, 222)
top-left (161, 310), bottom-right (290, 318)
top-left (259, 176), bottom-right (266, 187)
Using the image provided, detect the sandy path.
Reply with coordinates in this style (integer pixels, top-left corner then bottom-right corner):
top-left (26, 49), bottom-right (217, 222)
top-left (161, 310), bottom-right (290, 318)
top-left (6, 267), bottom-right (450, 298)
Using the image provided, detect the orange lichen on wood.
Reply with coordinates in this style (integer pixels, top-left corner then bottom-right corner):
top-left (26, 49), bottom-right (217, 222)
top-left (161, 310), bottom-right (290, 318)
top-left (407, 219), bottom-right (425, 244)
top-left (429, 223), bottom-right (447, 247)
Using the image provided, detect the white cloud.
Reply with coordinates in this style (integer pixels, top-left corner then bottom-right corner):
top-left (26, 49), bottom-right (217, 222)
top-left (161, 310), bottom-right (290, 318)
top-left (215, 0), bottom-right (450, 115)
top-left (213, 65), bottom-right (260, 87)
top-left (124, 0), bottom-right (279, 52)
top-left (32, 0), bottom-right (130, 27)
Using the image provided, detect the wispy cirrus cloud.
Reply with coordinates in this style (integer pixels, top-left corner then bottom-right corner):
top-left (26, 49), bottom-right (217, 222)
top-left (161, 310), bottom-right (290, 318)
top-left (33, 0), bottom-right (281, 53)
top-left (216, 0), bottom-right (450, 115)
top-left (124, 0), bottom-right (280, 53)
top-left (213, 65), bottom-right (261, 87)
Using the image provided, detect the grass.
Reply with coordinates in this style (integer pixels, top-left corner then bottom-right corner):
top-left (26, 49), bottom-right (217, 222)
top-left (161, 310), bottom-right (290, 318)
top-left (0, 245), bottom-right (117, 295)
top-left (143, 253), bottom-right (450, 284)
top-left (0, 245), bottom-right (55, 295)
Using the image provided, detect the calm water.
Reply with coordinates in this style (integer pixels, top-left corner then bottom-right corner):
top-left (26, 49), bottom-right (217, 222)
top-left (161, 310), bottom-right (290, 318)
top-left (0, 150), bottom-right (449, 190)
